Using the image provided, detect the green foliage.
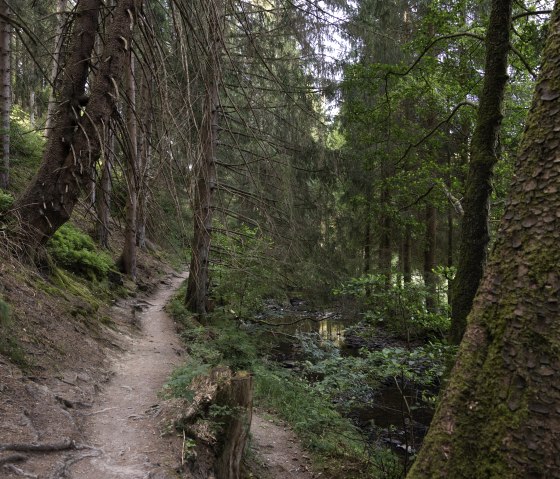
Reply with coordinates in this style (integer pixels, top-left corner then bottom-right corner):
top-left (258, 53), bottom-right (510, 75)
top-left (0, 297), bottom-right (26, 366)
top-left (47, 224), bottom-right (115, 281)
top-left (210, 226), bottom-right (284, 316)
top-left (165, 358), bottom-right (210, 401)
top-left (335, 274), bottom-right (450, 338)
top-left (0, 189), bottom-right (14, 213)
top-left (167, 295), bottom-right (385, 477)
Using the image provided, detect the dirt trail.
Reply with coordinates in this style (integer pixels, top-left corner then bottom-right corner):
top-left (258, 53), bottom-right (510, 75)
top-left (69, 273), bottom-right (187, 479)
top-left (249, 412), bottom-right (315, 479)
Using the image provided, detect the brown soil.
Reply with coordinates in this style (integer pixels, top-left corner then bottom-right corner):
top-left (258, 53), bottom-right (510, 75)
top-left (0, 255), bottom-right (185, 479)
top-left (1, 254), bottom-right (320, 479)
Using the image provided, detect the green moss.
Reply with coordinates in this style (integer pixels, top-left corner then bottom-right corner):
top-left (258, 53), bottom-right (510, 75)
top-left (47, 224), bottom-right (115, 282)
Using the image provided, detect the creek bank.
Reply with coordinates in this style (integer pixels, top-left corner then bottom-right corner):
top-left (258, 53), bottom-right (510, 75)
top-left (251, 299), bottom-right (442, 460)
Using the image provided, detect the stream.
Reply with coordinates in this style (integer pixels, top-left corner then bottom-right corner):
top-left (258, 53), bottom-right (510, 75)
top-left (254, 299), bottom-right (436, 459)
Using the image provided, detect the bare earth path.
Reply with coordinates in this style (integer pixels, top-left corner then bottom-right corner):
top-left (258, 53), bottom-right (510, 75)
top-left (249, 412), bottom-right (316, 479)
top-left (69, 273), bottom-right (187, 479)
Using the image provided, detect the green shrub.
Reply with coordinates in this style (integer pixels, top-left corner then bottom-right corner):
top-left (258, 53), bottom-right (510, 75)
top-left (47, 224), bottom-right (115, 281)
top-left (0, 189), bottom-right (13, 213)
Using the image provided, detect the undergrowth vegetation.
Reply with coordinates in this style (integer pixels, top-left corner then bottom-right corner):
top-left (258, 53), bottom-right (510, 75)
top-left (0, 296), bottom-right (26, 366)
top-left (47, 223), bottom-right (115, 282)
top-left (166, 285), bottom-right (400, 478)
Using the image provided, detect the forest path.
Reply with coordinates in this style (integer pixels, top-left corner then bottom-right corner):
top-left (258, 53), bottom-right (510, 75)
top-left (249, 412), bottom-right (315, 479)
top-left (69, 272), bottom-right (187, 479)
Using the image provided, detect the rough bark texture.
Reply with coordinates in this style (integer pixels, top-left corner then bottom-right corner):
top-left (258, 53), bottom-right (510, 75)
top-left (45, 0), bottom-right (68, 137)
top-left (95, 124), bottom-right (112, 248)
top-left (185, 0), bottom-right (223, 315)
top-left (449, 0), bottom-right (512, 344)
top-left (407, 5), bottom-right (560, 477)
top-left (120, 52), bottom-right (138, 278)
top-left (0, 2), bottom-right (10, 190)
top-left (178, 367), bottom-right (253, 479)
top-left (215, 372), bottom-right (253, 479)
top-left (13, 0), bottom-right (138, 250)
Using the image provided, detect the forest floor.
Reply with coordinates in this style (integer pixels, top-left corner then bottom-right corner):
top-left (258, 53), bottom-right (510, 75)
top-left (1, 264), bottom-right (318, 479)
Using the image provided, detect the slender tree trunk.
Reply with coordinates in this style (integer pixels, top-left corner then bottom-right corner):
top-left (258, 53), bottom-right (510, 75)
top-left (185, 0), bottom-right (223, 315)
top-left (407, 5), bottom-right (560, 476)
top-left (424, 203), bottom-right (437, 312)
top-left (95, 122), bottom-right (113, 248)
top-left (449, 0), bottom-right (512, 343)
top-left (0, 3), bottom-right (10, 190)
top-left (120, 52), bottom-right (138, 278)
top-left (403, 225), bottom-right (412, 284)
top-left (45, 0), bottom-right (68, 137)
top-left (378, 185), bottom-right (392, 286)
top-left (13, 0), bottom-right (139, 252)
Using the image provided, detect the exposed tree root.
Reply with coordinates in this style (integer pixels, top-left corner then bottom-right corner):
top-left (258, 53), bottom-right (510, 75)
top-left (0, 438), bottom-right (74, 452)
top-left (48, 450), bottom-right (101, 479)
top-left (2, 463), bottom-right (38, 478)
top-left (0, 453), bottom-right (28, 466)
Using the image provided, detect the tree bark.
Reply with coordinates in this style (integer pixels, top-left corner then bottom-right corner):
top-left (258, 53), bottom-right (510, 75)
top-left (378, 185), bottom-right (392, 287)
top-left (95, 122), bottom-right (113, 248)
top-left (13, 0), bottom-right (139, 251)
top-left (449, 0), bottom-right (512, 344)
top-left (403, 225), bottom-right (412, 284)
top-left (0, 2), bottom-right (10, 190)
top-left (185, 0), bottom-right (223, 315)
top-left (120, 52), bottom-right (138, 279)
top-left (45, 0), bottom-right (68, 137)
top-left (407, 4), bottom-right (560, 477)
top-left (424, 203), bottom-right (437, 312)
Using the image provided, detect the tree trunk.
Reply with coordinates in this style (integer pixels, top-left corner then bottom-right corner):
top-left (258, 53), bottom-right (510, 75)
top-left (449, 0), bottom-right (512, 344)
top-left (424, 203), bottom-right (437, 312)
top-left (95, 122), bottom-right (113, 248)
top-left (407, 4), bottom-right (560, 477)
top-left (13, 0), bottom-right (139, 251)
top-left (120, 52), bottom-right (138, 279)
top-left (403, 225), bottom-right (412, 284)
top-left (215, 372), bottom-right (253, 479)
top-left (45, 0), bottom-right (68, 137)
top-left (378, 186), bottom-right (392, 287)
top-left (185, 0), bottom-right (223, 315)
top-left (0, 3), bottom-right (10, 190)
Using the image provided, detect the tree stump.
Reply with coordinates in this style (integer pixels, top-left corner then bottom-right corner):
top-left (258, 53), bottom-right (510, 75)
top-left (215, 371), bottom-right (253, 479)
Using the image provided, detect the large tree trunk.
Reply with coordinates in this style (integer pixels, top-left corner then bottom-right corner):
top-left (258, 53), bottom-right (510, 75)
top-left (12, 0), bottom-right (139, 251)
top-left (120, 52), bottom-right (138, 278)
top-left (449, 0), bottom-right (512, 344)
top-left (185, 0), bottom-right (223, 315)
top-left (407, 4), bottom-right (560, 477)
top-left (0, 2), bottom-right (10, 190)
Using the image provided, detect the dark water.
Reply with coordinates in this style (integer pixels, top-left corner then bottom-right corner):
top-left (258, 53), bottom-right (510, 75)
top-left (256, 304), bottom-right (435, 456)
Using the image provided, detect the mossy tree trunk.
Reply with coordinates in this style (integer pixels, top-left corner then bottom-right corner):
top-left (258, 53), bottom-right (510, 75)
top-left (407, 4), bottom-right (560, 477)
top-left (449, 0), bottom-right (513, 344)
